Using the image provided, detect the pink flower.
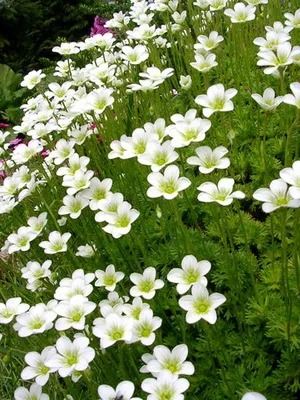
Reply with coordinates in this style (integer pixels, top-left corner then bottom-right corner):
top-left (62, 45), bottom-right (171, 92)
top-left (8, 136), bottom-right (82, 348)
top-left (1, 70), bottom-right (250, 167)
top-left (0, 123), bottom-right (9, 128)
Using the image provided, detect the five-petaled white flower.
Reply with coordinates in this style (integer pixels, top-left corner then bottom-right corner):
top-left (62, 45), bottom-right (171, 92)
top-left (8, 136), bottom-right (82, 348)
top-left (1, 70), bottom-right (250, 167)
top-left (195, 84), bottom-right (238, 117)
top-left (45, 336), bottom-right (95, 378)
top-left (130, 267), bottom-right (164, 299)
top-left (95, 264), bottom-right (125, 291)
top-left (167, 255), bottom-right (211, 294)
top-left (253, 178), bottom-right (300, 212)
top-left (21, 347), bottom-right (57, 386)
top-left (21, 70), bottom-right (46, 90)
top-left (39, 231), bottom-right (72, 254)
top-left (141, 344), bottom-right (195, 376)
top-left (147, 165), bottom-right (191, 200)
top-left (0, 297), bottom-right (29, 324)
top-left (179, 283), bottom-right (226, 324)
top-left (197, 178), bottom-right (245, 205)
top-left (251, 88), bottom-right (283, 111)
top-left (187, 146), bottom-right (230, 173)
top-left (224, 3), bottom-right (256, 23)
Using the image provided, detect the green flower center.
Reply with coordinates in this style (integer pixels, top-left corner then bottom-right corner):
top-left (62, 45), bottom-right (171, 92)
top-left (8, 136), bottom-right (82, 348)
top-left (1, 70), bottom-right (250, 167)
top-left (164, 359), bottom-right (181, 374)
top-left (194, 297), bottom-right (211, 314)
top-left (160, 179), bottom-right (178, 194)
top-left (157, 385), bottom-right (175, 400)
top-left (65, 351), bottom-right (79, 366)
top-left (104, 275), bottom-right (116, 286)
top-left (70, 200), bottom-right (83, 213)
top-left (138, 322), bottom-right (153, 337)
top-left (211, 97), bottom-right (225, 110)
top-left (153, 152), bottom-right (168, 166)
top-left (109, 327), bottom-right (125, 340)
top-left (115, 215), bottom-right (130, 228)
top-left (184, 268), bottom-right (200, 284)
top-left (94, 189), bottom-right (106, 200)
top-left (133, 141), bottom-right (147, 154)
top-left (139, 279), bottom-right (154, 293)
top-left (29, 317), bottom-right (44, 330)
top-left (95, 99), bottom-right (108, 110)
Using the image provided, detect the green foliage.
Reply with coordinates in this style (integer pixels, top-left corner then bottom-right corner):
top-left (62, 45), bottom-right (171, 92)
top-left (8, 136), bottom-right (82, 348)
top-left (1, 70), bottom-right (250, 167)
top-left (0, 64), bottom-right (28, 124)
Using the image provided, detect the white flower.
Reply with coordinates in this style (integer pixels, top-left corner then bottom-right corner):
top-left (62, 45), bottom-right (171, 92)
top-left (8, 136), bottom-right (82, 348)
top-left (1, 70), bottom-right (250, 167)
top-left (54, 278), bottom-right (93, 300)
top-left (187, 146), bottom-right (230, 173)
top-left (56, 154), bottom-right (90, 177)
top-left (82, 177), bottom-right (113, 210)
top-left (257, 43), bottom-right (300, 75)
top-left (130, 267), bottom-right (164, 299)
top-left (7, 227), bottom-right (37, 254)
top-left (242, 393), bottom-right (267, 400)
top-left (167, 112), bottom-right (211, 148)
top-left (14, 383), bottom-right (49, 400)
top-left (141, 371), bottom-right (190, 400)
top-left (14, 304), bottom-right (56, 337)
top-left (86, 88), bottom-right (114, 115)
top-left (46, 82), bottom-right (73, 100)
top-left (121, 44), bottom-right (149, 64)
top-left (27, 212), bottom-right (48, 235)
top-left (253, 178), bottom-right (300, 212)
top-left (167, 255), bottom-right (211, 294)
top-left (0, 176), bottom-right (20, 198)
top-left (284, 9), bottom-right (300, 29)
top-left (127, 79), bottom-right (161, 92)
top-left (21, 260), bottom-right (52, 283)
top-left (120, 128), bottom-right (157, 159)
top-left (280, 161), bottom-right (300, 199)
top-left (55, 295), bottom-right (96, 331)
top-left (253, 32), bottom-right (291, 52)
top-left (132, 309), bottom-right (162, 345)
top-left (197, 177), bottom-right (245, 205)
top-left (52, 42), bottom-right (80, 55)
top-left (62, 170), bottom-right (94, 195)
top-left (39, 231), bottom-right (71, 254)
top-left (50, 139), bottom-right (75, 166)
top-left (0, 297), bottom-right (29, 324)
top-left (197, 31), bottom-right (224, 51)
top-left (139, 67), bottom-right (174, 82)
top-left (190, 53), bottom-right (218, 73)
top-left (147, 165), bottom-right (191, 200)
top-left (283, 82), bottom-right (300, 109)
top-left (224, 3), bottom-right (256, 23)
top-left (98, 381), bottom-right (142, 400)
top-left (95, 193), bottom-right (124, 221)
top-left (45, 336), bottom-right (95, 377)
top-left (141, 344), bottom-right (195, 376)
top-left (122, 297), bottom-right (150, 320)
top-left (21, 347), bottom-right (57, 386)
top-left (144, 118), bottom-right (167, 143)
top-left (99, 291), bottom-right (128, 317)
top-left (179, 75), bottom-right (192, 90)
top-left (75, 244), bottom-right (96, 258)
top-left (102, 202), bottom-right (140, 239)
top-left (179, 283), bottom-right (226, 324)
top-left (195, 84), bottom-right (238, 118)
top-left (138, 141), bottom-right (179, 171)
top-left (11, 140), bottom-right (43, 165)
top-left (265, 21), bottom-right (293, 34)
top-left (251, 88), bottom-right (283, 111)
top-left (95, 264), bottom-right (125, 291)
top-left (21, 70), bottom-right (46, 90)
top-left (93, 313), bottom-right (133, 348)
top-left (58, 193), bottom-right (89, 219)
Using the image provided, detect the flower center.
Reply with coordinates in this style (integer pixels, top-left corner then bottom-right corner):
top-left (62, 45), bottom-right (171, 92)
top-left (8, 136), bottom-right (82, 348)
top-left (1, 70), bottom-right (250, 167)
top-left (139, 279), bottom-right (154, 293)
top-left (104, 275), bottom-right (116, 286)
top-left (184, 268), bottom-right (200, 284)
top-left (29, 317), bottom-right (45, 330)
top-left (194, 297), bottom-right (211, 314)
top-left (115, 215), bottom-right (130, 228)
top-left (160, 179), bottom-right (178, 194)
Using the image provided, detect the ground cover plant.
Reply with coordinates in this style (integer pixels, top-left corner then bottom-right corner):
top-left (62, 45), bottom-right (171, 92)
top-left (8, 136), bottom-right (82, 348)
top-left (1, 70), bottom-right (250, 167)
top-left (0, 0), bottom-right (300, 399)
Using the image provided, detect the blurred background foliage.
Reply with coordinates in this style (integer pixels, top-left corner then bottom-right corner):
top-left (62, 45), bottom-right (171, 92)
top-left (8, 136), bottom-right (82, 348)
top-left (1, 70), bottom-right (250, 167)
top-left (0, 0), bottom-right (130, 74)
